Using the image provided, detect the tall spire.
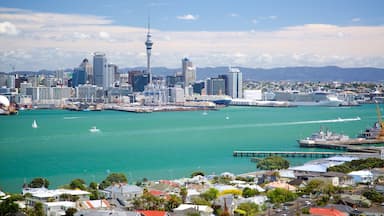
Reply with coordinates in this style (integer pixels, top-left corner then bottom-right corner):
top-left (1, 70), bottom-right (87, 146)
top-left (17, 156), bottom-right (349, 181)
top-left (145, 15), bottom-right (153, 84)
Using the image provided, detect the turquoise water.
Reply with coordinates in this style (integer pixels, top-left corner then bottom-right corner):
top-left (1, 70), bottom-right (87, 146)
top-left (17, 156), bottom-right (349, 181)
top-left (0, 104), bottom-right (379, 192)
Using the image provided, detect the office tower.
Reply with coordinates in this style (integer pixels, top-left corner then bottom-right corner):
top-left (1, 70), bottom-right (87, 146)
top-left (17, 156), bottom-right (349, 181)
top-left (130, 71), bottom-right (149, 92)
top-left (228, 67), bottom-right (243, 98)
top-left (145, 21), bottom-right (153, 84)
top-left (104, 63), bottom-right (117, 89)
top-left (79, 58), bottom-right (93, 84)
top-left (182, 57), bottom-right (196, 87)
top-left (206, 77), bottom-right (225, 95)
top-left (72, 67), bottom-right (87, 87)
top-left (93, 52), bottom-right (107, 88)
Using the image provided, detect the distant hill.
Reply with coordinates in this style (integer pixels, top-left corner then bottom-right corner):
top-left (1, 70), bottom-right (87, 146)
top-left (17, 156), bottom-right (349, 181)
top-left (4, 66), bottom-right (384, 82)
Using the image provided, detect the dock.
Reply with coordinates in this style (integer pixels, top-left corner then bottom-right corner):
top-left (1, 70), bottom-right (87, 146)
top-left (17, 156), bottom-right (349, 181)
top-left (232, 150), bottom-right (378, 158)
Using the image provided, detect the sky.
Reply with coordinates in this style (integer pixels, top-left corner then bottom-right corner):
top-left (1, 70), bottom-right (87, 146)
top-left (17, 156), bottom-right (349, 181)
top-left (0, 0), bottom-right (383, 71)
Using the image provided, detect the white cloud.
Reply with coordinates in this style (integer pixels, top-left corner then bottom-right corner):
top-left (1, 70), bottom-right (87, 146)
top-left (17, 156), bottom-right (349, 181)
top-left (0, 7), bottom-right (384, 71)
top-left (0, 21), bottom-right (19, 35)
top-left (177, 14), bottom-right (199, 20)
top-left (352, 17), bottom-right (361, 22)
top-left (229, 13), bottom-right (238, 17)
top-left (99, 31), bottom-right (110, 39)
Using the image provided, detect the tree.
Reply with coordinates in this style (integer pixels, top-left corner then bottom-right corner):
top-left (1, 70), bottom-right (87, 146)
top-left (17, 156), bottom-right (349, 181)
top-left (89, 182), bottom-right (98, 190)
top-left (99, 173), bottom-right (128, 189)
top-left (65, 208), bottom-right (77, 216)
top-left (180, 187), bottom-right (188, 203)
top-left (200, 188), bottom-right (219, 201)
top-left (237, 202), bottom-right (260, 216)
top-left (164, 194), bottom-right (181, 211)
top-left (256, 156), bottom-right (289, 170)
top-left (242, 187), bottom-right (258, 198)
top-left (363, 190), bottom-right (384, 203)
top-left (69, 178), bottom-right (86, 190)
top-left (33, 202), bottom-right (45, 216)
top-left (190, 171), bottom-right (205, 178)
top-left (29, 177), bottom-right (50, 188)
top-left (0, 198), bottom-right (19, 216)
top-left (266, 188), bottom-right (296, 204)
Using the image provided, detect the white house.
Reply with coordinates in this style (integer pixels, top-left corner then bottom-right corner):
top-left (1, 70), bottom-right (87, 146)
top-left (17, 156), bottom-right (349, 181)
top-left (348, 170), bottom-right (374, 184)
top-left (100, 184), bottom-right (143, 200)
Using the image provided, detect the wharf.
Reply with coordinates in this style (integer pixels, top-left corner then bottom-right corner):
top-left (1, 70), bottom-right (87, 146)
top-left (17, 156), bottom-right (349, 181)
top-left (232, 150), bottom-right (378, 158)
top-left (104, 104), bottom-right (216, 113)
top-left (298, 139), bottom-right (384, 153)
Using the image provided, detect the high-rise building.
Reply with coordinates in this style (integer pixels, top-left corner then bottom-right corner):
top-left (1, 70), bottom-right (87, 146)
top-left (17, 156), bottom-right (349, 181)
top-left (79, 58), bottom-right (93, 84)
top-left (72, 68), bottom-right (87, 87)
top-left (182, 58), bottom-right (196, 87)
top-left (145, 21), bottom-right (153, 84)
top-left (93, 52), bottom-right (107, 88)
top-left (130, 71), bottom-right (149, 92)
top-left (206, 77), bottom-right (225, 95)
top-left (105, 63), bottom-right (117, 89)
top-left (228, 67), bottom-right (242, 98)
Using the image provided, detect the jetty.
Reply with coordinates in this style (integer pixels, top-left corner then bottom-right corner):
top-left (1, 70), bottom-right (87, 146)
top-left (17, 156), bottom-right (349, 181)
top-left (232, 150), bottom-right (379, 158)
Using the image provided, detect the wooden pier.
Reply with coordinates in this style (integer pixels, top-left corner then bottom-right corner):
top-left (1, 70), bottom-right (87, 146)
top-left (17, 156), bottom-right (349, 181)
top-left (232, 150), bottom-right (378, 158)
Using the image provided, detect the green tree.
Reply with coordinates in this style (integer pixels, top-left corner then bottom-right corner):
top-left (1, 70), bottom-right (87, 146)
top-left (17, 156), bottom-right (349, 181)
top-left (89, 182), bottom-right (98, 190)
top-left (242, 187), bottom-right (258, 198)
top-left (190, 171), bottom-right (205, 178)
top-left (363, 190), bottom-right (384, 203)
top-left (99, 173), bottom-right (128, 189)
top-left (180, 187), bottom-right (188, 203)
top-left (65, 207), bottom-right (77, 216)
top-left (200, 188), bottom-right (219, 201)
top-left (164, 194), bottom-right (181, 211)
top-left (33, 202), bottom-right (45, 216)
top-left (266, 188), bottom-right (296, 204)
top-left (0, 198), bottom-right (19, 216)
top-left (29, 177), bottom-right (50, 188)
top-left (69, 178), bottom-right (86, 190)
top-left (256, 156), bottom-right (289, 170)
top-left (237, 202), bottom-right (260, 216)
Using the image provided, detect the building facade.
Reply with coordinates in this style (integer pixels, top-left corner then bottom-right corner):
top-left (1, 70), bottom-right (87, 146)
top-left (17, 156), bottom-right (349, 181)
top-left (93, 52), bottom-right (107, 88)
top-left (182, 58), bottom-right (196, 87)
top-left (228, 67), bottom-right (243, 98)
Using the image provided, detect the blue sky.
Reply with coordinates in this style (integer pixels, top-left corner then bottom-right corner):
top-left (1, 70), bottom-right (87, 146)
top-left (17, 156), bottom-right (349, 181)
top-left (0, 0), bottom-right (383, 71)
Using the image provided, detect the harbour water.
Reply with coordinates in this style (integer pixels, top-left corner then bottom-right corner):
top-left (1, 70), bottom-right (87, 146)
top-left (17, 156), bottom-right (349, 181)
top-left (0, 104), bottom-right (379, 192)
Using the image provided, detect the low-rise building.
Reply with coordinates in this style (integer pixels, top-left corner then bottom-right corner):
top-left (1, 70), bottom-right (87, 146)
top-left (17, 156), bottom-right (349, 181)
top-left (100, 184), bottom-right (143, 200)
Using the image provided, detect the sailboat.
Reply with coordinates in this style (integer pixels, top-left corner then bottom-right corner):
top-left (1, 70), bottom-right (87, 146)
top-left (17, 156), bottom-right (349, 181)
top-left (32, 120), bottom-right (38, 128)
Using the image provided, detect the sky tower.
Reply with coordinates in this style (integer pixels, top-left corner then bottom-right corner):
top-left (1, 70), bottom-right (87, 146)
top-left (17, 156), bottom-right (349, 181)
top-left (145, 18), bottom-right (153, 84)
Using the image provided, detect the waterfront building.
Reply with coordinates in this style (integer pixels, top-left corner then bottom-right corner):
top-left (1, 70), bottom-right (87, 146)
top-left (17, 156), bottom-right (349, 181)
top-left (104, 63), bottom-right (117, 89)
top-left (100, 183), bottom-right (143, 200)
top-left (182, 57), bottom-right (196, 87)
top-left (6, 74), bottom-right (15, 89)
top-left (228, 67), bottom-right (243, 98)
top-left (192, 81), bottom-right (205, 95)
top-left (130, 71), bottom-right (149, 92)
top-left (206, 77), bottom-right (225, 95)
top-left (20, 82), bottom-right (32, 95)
top-left (169, 85), bottom-right (185, 104)
top-left (76, 84), bottom-right (103, 102)
top-left (72, 67), bottom-right (87, 87)
top-left (79, 58), bottom-right (93, 84)
top-left (93, 52), bottom-right (107, 88)
top-left (143, 80), bottom-right (168, 106)
top-left (26, 86), bottom-right (71, 106)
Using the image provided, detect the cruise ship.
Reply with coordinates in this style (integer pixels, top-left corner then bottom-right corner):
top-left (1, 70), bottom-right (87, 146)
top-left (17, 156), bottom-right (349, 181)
top-left (272, 91), bottom-right (343, 106)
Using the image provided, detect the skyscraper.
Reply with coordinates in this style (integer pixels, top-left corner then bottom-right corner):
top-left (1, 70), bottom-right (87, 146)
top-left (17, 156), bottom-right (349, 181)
top-left (93, 52), bottom-right (107, 88)
top-left (145, 21), bottom-right (153, 84)
top-left (228, 67), bottom-right (243, 98)
top-left (182, 57), bottom-right (196, 87)
top-left (206, 77), bottom-right (225, 95)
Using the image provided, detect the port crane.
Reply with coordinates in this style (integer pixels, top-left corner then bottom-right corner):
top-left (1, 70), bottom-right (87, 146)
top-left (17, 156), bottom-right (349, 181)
top-left (376, 102), bottom-right (384, 140)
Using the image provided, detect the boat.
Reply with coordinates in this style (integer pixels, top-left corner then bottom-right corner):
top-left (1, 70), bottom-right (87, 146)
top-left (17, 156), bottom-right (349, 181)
top-left (89, 126), bottom-right (100, 133)
top-left (358, 103), bottom-right (384, 140)
top-left (32, 120), bottom-right (38, 128)
top-left (298, 127), bottom-right (350, 145)
top-left (272, 91), bottom-right (344, 106)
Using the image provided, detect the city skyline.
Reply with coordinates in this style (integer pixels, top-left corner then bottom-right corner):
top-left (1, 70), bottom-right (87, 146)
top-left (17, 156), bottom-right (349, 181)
top-left (0, 0), bottom-right (384, 71)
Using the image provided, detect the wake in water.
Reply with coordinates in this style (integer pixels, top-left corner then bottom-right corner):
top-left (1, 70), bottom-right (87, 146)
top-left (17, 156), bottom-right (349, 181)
top-left (63, 117), bottom-right (82, 120)
top-left (104, 117), bottom-right (362, 137)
